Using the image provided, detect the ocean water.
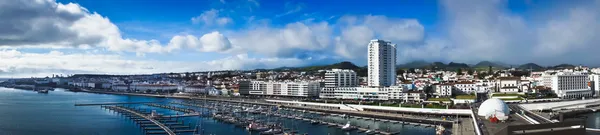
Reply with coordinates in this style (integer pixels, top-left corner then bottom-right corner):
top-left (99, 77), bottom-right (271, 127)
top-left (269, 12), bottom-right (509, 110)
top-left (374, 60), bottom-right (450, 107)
top-left (0, 87), bottom-right (435, 135)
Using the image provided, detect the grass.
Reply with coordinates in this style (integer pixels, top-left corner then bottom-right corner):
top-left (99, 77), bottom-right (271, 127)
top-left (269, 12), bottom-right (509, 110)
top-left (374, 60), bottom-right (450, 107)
top-left (492, 93), bottom-right (522, 97)
top-left (500, 97), bottom-right (524, 101)
top-left (428, 97), bottom-right (451, 101)
top-left (455, 95), bottom-right (476, 99)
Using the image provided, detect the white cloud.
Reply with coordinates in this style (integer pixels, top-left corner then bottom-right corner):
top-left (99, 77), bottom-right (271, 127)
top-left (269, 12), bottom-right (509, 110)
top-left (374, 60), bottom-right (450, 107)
top-left (0, 50), bottom-right (309, 78)
top-left (332, 15), bottom-right (425, 60)
top-left (228, 22), bottom-right (332, 58)
top-left (168, 31), bottom-right (232, 52)
top-left (191, 9), bottom-right (233, 26)
top-left (0, 0), bottom-right (235, 55)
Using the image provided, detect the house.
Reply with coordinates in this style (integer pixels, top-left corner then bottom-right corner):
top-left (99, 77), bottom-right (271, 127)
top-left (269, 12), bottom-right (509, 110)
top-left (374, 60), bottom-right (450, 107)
top-left (434, 84), bottom-right (453, 97)
top-left (496, 77), bottom-right (521, 93)
top-left (454, 82), bottom-right (477, 94)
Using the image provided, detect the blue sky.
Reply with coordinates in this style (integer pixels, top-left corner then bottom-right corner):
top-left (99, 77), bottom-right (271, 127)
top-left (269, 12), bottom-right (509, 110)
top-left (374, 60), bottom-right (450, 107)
top-left (1, 0), bottom-right (600, 77)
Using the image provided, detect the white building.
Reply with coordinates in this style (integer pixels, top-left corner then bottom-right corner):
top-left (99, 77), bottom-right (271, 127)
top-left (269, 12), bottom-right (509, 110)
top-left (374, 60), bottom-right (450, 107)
top-left (325, 69), bottom-right (358, 87)
top-left (319, 86), bottom-right (423, 102)
top-left (184, 86), bottom-right (207, 93)
top-left (367, 39), bottom-right (396, 87)
top-left (112, 84), bottom-right (129, 91)
top-left (434, 84), bottom-right (453, 97)
top-left (496, 77), bottom-right (521, 93)
top-left (454, 82), bottom-right (477, 94)
top-left (131, 84), bottom-right (178, 92)
top-left (239, 81), bottom-right (321, 97)
top-left (590, 74), bottom-right (600, 96)
top-left (550, 72), bottom-right (592, 99)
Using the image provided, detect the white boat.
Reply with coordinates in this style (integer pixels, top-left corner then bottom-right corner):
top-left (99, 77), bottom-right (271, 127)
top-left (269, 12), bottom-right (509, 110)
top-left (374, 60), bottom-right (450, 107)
top-left (436, 125), bottom-right (446, 135)
top-left (341, 121), bottom-right (355, 130)
top-left (37, 89), bottom-right (49, 93)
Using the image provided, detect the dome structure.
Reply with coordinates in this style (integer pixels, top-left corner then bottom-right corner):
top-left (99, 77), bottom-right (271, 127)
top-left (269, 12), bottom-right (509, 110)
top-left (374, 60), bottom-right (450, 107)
top-left (477, 98), bottom-right (510, 119)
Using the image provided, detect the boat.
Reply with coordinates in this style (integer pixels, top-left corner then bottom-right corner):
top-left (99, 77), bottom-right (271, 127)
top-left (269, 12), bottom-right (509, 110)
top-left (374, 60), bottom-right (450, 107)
top-left (310, 120), bottom-right (319, 124)
top-left (260, 129), bottom-right (283, 135)
top-left (247, 123), bottom-right (270, 132)
top-left (436, 125), bottom-right (446, 135)
top-left (37, 89), bottom-right (49, 93)
top-left (365, 130), bottom-right (375, 134)
top-left (341, 121), bottom-right (356, 131)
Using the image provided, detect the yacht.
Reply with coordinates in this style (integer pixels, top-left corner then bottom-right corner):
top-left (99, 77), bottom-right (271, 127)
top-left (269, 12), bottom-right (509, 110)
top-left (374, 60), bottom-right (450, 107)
top-left (37, 89), bottom-right (49, 93)
top-left (341, 121), bottom-right (355, 131)
top-left (310, 120), bottom-right (319, 124)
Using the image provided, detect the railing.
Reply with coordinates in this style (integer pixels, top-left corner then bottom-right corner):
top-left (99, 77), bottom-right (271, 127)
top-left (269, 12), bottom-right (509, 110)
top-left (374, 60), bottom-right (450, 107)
top-left (470, 108), bottom-right (483, 135)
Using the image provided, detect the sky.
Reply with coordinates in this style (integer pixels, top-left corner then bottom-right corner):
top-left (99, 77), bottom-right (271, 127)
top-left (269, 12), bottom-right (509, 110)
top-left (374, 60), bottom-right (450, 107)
top-left (1, 0), bottom-right (600, 78)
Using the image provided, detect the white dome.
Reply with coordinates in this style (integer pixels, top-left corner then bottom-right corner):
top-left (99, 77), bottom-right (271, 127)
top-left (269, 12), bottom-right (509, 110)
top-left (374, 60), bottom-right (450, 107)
top-left (477, 98), bottom-right (509, 118)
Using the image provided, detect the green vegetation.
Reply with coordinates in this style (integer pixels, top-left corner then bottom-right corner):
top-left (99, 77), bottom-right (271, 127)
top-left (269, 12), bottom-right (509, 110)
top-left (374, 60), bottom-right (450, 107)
top-left (298, 61), bottom-right (360, 71)
top-left (455, 95), bottom-right (476, 99)
top-left (474, 61), bottom-right (507, 69)
top-left (500, 97), bottom-right (524, 101)
top-left (518, 63), bottom-right (544, 71)
top-left (492, 93), bottom-right (522, 97)
top-left (427, 98), bottom-right (451, 101)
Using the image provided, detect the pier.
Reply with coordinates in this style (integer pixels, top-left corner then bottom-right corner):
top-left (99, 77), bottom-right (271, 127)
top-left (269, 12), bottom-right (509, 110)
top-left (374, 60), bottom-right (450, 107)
top-left (102, 105), bottom-right (176, 135)
top-left (75, 102), bottom-right (161, 106)
top-left (267, 112), bottom-right (401, 135)
top-left (144, 103), bottom-right (196, 113)
top-left (99, 105), bottom-right (198, 135)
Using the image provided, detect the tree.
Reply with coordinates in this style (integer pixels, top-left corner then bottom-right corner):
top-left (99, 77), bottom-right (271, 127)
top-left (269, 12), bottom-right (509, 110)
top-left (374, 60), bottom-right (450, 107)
top-left (467, 69), bottom-right (474, 75)
top-left (477, 72), bottom-right (487, 79)
top-left (488, 66), bottom-right (493, 74)
top-left (456, 68), bottom-right (463, 75)
top-left (408, 68), bottom-right (416, 73)
top-left (396, 69), bottom-right (405, 75)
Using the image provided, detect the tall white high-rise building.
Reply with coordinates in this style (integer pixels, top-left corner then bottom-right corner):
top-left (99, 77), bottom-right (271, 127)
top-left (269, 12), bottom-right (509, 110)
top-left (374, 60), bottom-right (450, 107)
top-left (367, 39), bottom-right (397, 87)
top-left (325, 69), bottom-right (358, 87)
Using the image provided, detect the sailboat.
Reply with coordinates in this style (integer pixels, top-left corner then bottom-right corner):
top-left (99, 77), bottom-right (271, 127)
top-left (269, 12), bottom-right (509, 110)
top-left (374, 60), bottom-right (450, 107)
top-left (341, 121), bottom-right (356, 131)
top-left (193, 116), bottom-right (204, 135)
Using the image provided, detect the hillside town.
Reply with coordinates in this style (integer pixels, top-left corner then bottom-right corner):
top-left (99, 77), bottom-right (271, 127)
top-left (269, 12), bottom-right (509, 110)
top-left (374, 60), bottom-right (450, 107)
top-left (2, 39), bottom-right (599, 108)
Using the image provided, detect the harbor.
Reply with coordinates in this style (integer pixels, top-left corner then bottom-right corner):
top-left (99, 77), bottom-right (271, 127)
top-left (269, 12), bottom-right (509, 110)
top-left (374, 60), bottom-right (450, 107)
top-left (0, 87), bottom-right (437, 135)
top-left (79, 99), bottom-right (448, 135)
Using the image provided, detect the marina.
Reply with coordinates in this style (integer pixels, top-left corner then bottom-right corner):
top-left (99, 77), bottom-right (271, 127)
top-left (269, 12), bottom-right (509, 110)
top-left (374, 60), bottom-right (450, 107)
top-left (0, 87), bottom-right (437, 135)
top-left (82, 98), bottom-right (448, 135)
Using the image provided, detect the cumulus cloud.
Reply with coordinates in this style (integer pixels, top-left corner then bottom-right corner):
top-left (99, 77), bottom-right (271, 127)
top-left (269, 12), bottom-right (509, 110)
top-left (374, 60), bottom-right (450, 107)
top-left (0, 0), bottom-right (234, 54)
top-left (0, 49), bottom-right (311, 78)
top-left (168, 31), bottom-right (232, 52)
top-left (191, 9), bottom-right (233, 26)
top-left (333, 15), bottom-right (425, 60)
top-left (228, 22), bottom-right (332, 58)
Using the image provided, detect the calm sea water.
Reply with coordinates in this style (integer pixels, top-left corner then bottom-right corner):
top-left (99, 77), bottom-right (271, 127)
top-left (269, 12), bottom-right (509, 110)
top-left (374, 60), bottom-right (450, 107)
top-left (0, 87), bottom-right (435, 135)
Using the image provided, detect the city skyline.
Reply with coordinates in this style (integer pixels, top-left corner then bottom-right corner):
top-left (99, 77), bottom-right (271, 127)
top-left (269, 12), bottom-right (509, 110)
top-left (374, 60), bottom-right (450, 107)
top-left (2, 0), bottom-right (600, 78)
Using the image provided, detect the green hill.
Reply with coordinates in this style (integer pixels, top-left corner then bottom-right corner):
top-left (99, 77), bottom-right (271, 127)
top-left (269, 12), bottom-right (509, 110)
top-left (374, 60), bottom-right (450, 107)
top-left (397, 60), bottom-right (431, 69)
top-left (518, 63), bottom-right (544, 71)
top-left (474, 61), bottom-right (506, 68)
top-left (552, 64), bottom-right (576, 69)
top-left (298, 61), bottom-right (360, 71)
